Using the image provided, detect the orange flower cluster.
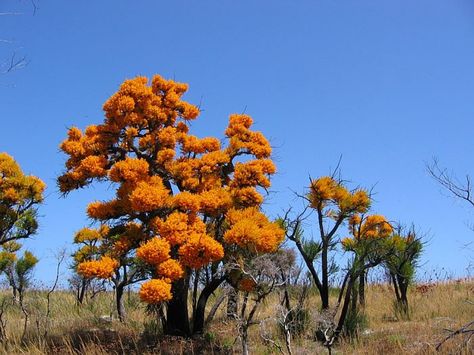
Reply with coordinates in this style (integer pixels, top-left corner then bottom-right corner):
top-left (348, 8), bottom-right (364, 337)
top-left (172, 192), bottom-right (201, 213)
top-left (224, 208), bottom-right (284, 253)
top-left (231, 160), bottom-right (276, 189)
top-left (225, 114), bottom-right (272, 159)
top-left (136, 237), bottom-right (170, 265)
top-left (109, 158), bottom-right (149, 183)
top-left (232, 186), bottom-right (264, 207)
top-left (139, 279), bottom-right (172, 303)
top-left (341, 237), bottom-right (356, 250)
top-left (157, 259), bottom-right (184, 281)
top-left (74, 226), bottom-right (108, 243)
top-left (359, 215), bottom-right (393, 239)
top-left (342, 214), bottom-right (393, 251)
top-left (59, 75), bottom-right (199, 193)
top-left (0, 153), bottom-right (45, 205)
top-left (153, 212), bottom-right (191, 246)
top-left (199, 188), bottom-right (233, 216)
top-left (129, 177), bottom-right (170, 212)
top-left (136, 235), bottom-right (186, 284)
top-left (308, 176), bottom-right (370, 215)
top-left (181, 135), bottom-right (220, 154)
top-left (178, 233), bottom-right (224, 269)
top-left (77, 256), bottom-right (119, 279)
top-left (86, 199), bottom-right (123, 220)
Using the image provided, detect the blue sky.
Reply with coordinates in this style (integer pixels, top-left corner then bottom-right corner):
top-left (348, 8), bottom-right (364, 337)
top-left (1, 0), bottom-right (473, 284)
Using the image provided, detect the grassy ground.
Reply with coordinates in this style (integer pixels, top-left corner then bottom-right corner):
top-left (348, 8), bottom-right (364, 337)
top-left (0, 280), bottom-right (472, 354)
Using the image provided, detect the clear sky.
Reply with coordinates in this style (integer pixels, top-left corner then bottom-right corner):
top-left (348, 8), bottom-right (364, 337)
top-left (1, 0), bottom-right (473, 284)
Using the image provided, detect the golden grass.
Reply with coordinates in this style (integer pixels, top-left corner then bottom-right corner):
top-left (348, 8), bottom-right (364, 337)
top-left (0, 280), bottom-right (471, 354)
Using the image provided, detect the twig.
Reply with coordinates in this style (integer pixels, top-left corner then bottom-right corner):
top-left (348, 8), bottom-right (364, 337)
top-left (436, 320), bottom-right (474, 351)
top-left (44, 249), bottom-right (66, 337)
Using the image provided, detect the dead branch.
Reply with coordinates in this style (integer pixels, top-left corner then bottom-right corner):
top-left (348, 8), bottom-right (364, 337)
top-left (2, 52), bottom-right (28, 74)
top-left (436, 319), bottom-right (474, 351)
top-left (427, 158), bottom-right (474, 208)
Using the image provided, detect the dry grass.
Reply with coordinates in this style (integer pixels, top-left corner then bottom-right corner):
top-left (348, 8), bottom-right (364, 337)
top-left (0, 280), bottom-right (471, 354)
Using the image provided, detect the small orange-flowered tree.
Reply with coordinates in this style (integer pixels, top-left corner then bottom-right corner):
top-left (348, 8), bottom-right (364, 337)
top-left (333, 213), bottom-right (393, 340)
top-left (58, 75), bottom-right (284, 336)
top-left (286, 175), bottom-right (371, 310)
top-left (0, 153), bottom-right (44, 304)
top-left (342, 214), bottom-right (393, 306)
top-left (72, 224), bottom-right (147, 321)
top-left (0, 153), bottom-right (45, 246)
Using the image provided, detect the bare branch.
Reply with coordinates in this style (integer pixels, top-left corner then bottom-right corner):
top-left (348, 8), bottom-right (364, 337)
top-left (2, 52), bottom-right (28, 74)
top-left (427, 158), bottom-right (474, 208)
top-left (436, 319), bottom-right (474, 351)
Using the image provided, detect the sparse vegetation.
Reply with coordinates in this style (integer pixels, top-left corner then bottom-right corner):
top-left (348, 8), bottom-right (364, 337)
top-left (0, 278), bottom-right (469, 354)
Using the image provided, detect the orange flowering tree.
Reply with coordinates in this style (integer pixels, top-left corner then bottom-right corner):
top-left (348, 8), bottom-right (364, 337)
top-left (332, 213), bottom-right (393, 339)
top-left (285, 175), bottom-right (371, 309)
top-left (0, 153), bottom-right (45, 246)
top-left (58, 75), bottom-right (284, 336)
top-left (341, 214), bottom-right (393, 308)
top-left (72, 224), bottom-right (147, 321)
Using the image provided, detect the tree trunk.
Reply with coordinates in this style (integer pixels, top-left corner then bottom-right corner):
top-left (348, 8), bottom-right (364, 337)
top-left (358, 271), bottom-right (366, 307)
top-left (398, 275), bottom-right (409, 316)
top-left (205, 292), bottom-right (226, 326)
top-left (335, 274), bottom-right (354, 338)
top-left (391, 272), bottom-right (401, 302)
top-left (116, 283), bottom-right (126, 322)
top-left (350, 278), bottom-right (358, 314)
top-left (164, 277), bottom-right (191, 336)
top-left (7, 271), bottom-right (18, 303)
top-left (192, 269), bottom-right (200, 316)
top-left (291, 237), bottom-right (324, 307)
top-left (241, 328), bottom-right (249, 355)
top-left (192, 276), bottom-right (225, 334)
top-left (226, 287), bottom-right (239, 319)
top-left (282, 282), bottom-right (292, 312)
top-left (12, 285), bottom-right (18, 303)
top-left (77, 278), bottom-right (88, 304)
top-left (321, 239), bottom-right (329, 309)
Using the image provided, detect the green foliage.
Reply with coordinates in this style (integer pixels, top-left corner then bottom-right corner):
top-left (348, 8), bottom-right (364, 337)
top-left (302, 240), bottom-right (322, 262)
top-left (141, 318), bottom-right (162, 342)
top-left (386, 233), bottom-right (423, 284)
top-left (0, 251), bottom-right (15, 273)
top-left (387, 233), bottom-right (422, 284)
top-left (13, 209), bottom-right (39, 240)
top-left (274, 217), bottom-right (286, 231)
top-left (0, 241), bottom-right (38, 297)
top-left (204, 331), bottom-right (216, 342)
top-left (392, 299), bottom-right (411, 321)
top-left (15, 251), bottom-right (38, 277)
top-left (343, 307), bottom-right (368, 339)
top-left (2, 241), bottom-right (21, 253)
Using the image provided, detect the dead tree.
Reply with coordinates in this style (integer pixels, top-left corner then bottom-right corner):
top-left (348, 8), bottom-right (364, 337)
top-left (428, 158), bottom-right (474, 351)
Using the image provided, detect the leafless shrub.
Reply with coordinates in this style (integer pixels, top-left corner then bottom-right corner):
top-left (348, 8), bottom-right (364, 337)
top-left (227, 252), bottom-right (288, 355)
